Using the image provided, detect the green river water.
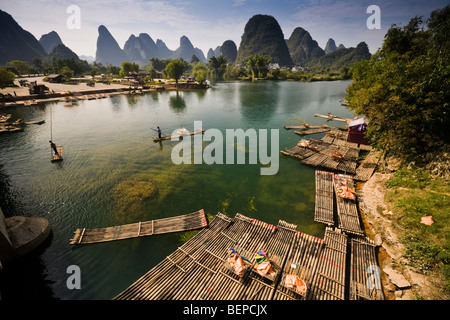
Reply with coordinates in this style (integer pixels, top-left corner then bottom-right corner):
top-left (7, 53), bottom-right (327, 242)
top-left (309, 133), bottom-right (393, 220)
top-left (0, 80), bottom-right (354, 299)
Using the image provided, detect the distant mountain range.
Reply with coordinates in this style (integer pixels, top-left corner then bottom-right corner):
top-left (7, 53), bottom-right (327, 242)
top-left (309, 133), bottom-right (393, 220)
top-left (0, 9), bottom-right (370, 72)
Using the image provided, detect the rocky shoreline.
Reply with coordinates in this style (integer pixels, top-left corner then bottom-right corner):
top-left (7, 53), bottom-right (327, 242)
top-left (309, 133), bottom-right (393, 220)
top-left (359, 172), bottom-right (447, 300)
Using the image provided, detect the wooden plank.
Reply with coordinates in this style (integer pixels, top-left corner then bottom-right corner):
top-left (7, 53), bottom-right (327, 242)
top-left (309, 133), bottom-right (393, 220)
top-left (69, 209), bottom-right (207, 245)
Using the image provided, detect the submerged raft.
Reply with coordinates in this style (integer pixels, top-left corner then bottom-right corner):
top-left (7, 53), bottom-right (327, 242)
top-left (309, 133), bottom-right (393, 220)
top-left (153, 129), bottom-right (205, 142)
top-left (69, 209), bottom-right (207, 245)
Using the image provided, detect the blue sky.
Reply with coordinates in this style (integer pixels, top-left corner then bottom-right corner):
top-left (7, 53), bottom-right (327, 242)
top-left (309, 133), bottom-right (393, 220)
top-left (1, 0), bottom-right (448, 59)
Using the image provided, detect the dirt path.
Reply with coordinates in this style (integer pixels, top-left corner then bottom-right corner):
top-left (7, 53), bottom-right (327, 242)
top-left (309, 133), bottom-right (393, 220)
top-left (359, 172), bottom-right (448, 300)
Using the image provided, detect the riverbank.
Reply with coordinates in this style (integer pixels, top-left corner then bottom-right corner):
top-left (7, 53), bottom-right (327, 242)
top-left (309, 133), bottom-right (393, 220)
top-left (0, 76), bottom-right (209, 107)
top-left (359, 160), bottom-right (450, 300)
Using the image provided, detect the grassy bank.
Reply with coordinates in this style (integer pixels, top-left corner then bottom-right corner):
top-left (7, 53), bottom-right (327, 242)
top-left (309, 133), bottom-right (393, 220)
top-left (383, 166), bottom-right (450, 296)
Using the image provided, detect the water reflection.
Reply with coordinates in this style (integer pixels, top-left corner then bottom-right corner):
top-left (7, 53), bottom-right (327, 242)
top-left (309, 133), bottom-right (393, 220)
top-left (238, 81), bottom-right (279, 126)
top-left (169, 91), bottom-right (186, 113)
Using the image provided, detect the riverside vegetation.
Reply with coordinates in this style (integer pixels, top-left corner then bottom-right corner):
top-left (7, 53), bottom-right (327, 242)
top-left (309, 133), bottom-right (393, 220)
top-left (347, 5), bottom-right (450, 297)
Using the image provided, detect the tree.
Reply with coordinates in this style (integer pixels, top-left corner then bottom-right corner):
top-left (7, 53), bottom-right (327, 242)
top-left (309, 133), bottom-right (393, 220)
top-left (149, 58), bottom-right (172, 71)
top-left (192, 62), bottom-right (207, 84)
top-left (345, 5), bottom-right (450, 160)
top-left (32, 58), bottom-right (43, 74)
top-left (208, 55), bottom-right (228, 79)
top-left (8, 60), bottom-right (31, 75)
top-left (119, 61), bottom-right (139, 78)
top-left (106, 64), bottom-right (121, 76)
top-left (246, 54), bottom-right (271, 79)
top-left (163, 59), bottom-right (186, 84)
top-left (0, 67), bottom-right (15, 89)
top-left (90, 68), bottom-right (98, 80)
top-left (59, 66), bottom-right (74, 80)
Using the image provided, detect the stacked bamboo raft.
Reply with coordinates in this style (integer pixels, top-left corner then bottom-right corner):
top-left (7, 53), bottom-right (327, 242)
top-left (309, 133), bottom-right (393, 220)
top-left (274, 231), bottom-right (325, 300)
top-left (350, 238), bottom-right (384, 300)
top-left (307, 227), bottom-right (347, 300)
top-left (314, 170), bottom-right (335, 225)
top-left (334, 174), bottom-right (365, 236)
top-left (70, 209), bottom-right (208, 245)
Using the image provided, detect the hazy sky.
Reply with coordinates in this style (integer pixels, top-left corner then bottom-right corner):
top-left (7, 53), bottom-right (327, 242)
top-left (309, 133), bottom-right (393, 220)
top-left (2, 0), bottom-right (447, 58)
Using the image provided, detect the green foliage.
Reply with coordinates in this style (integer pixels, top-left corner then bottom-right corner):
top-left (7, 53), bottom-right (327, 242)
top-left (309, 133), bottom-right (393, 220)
top-left (306, 42), bottom-right (371, 72)
top-left (50, 58), bottom-right (89, 76)
top-left (346, 5), bottom-right (450, 160)
top-left (148, 57), bottom-right (172, 72)
top-left (59, 66), bottom-right (74, 80)
top-left (192, 62), bottom-right (207, 84)
top-left (8, 60), bottom-right (30, 75)
top-left (0, 67), bottom-right (15, 88)
top-left (163, 59), bottom-right (186, 84)
top-left (119, 61), bottom-right (139, 78)
top-left (385, 165), bottom-right (450, 293)
top-left (208, 55), bottom-right (228, 80)
top-left (246, 54), bottom-right (271, 79)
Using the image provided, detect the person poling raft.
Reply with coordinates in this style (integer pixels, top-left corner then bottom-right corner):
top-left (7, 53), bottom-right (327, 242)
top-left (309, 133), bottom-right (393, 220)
top-left (49, 140), bottom-right (63, 162)
top-left (152, 127), bottom-right (205, 142)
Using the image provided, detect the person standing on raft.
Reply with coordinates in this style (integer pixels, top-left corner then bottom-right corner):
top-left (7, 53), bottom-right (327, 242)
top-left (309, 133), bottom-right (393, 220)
top-left (157, 127), bottom-right (162, 139)
top-left (49, 140), bottom-right (59, 156)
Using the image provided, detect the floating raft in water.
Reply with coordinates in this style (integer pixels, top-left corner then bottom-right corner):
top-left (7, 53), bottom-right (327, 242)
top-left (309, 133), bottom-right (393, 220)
top-left (69, 209), bottom-right (207, 245)
top-left (314, 113), bottom-right (352, 123)
top-left (314, 170), bottom-right (335, 226)
top-left (51, 146), bottom-right (63, 162)
top-left (294, 127), bottom-right (332, 135)
top-left (153, 129), bottom-right (205, 142)
top-left (284, 124), bottom-right (329, 130)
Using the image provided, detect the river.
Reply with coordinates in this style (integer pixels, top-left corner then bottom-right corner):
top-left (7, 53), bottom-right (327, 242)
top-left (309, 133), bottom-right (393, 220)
top-left (0, 80), bottom-right (354, 299)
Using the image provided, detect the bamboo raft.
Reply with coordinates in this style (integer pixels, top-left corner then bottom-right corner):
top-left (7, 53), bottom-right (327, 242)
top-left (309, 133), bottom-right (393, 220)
top-left (114, 212), bottom-right (232, 300)
top-left (51, 146), bottom-right (63, 162)
top-left (314, 113), bottom-right (352, 123)
top-left (274, 231), bottom-right (325, 300)
top-left (153, 129), bottom-right (205, 142)
top-left (69, 209), bottom-right (208, 245)
top-left (350, 238), bottom-right (384, 300)
top-left (315, 170), bottom-right (335, 226)
top-left (284, 124), bottom-right (329, 130)
top-left (354, 150), bottom-right (382, 182)
top-left (334, 174), bottom-right (365, 236)
top-left (114, 213), bottom-right (383, 300)
top-left (307, 227), bottom-right (347, 300)
top-left (294, 127), bottom-right (332, 135)
top-left (282, 128), bottom-right (380, 180)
